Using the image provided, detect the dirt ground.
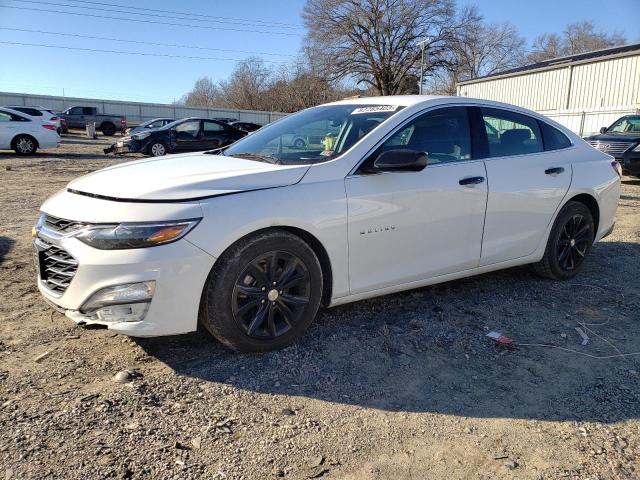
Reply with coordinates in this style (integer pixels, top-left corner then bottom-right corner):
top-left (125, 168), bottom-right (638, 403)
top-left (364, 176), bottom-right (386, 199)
top-left (0, 135), bottom-right (639, 480)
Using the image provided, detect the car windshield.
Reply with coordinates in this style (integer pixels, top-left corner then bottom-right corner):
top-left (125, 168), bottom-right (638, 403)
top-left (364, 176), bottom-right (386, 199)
top-left (607, 116), bottom-right (640, 134)
top-left (222, 104), bottom-right (404, 164)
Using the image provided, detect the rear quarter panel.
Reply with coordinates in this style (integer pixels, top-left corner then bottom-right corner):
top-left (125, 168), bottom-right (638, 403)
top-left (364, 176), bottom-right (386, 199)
top-left (567, 145), bottom-right (620, 241)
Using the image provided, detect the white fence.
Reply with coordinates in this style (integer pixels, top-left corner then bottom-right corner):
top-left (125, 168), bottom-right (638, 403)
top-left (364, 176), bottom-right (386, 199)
top-left (540, 107), bottom-right (639, 137)
top-left (0, 91), bottom-right (288, 126)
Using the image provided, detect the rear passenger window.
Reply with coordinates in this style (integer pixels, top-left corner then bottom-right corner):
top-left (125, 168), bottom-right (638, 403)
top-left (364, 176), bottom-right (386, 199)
top-left (381, 107), bottom-right (472, 164)
top-left (539, 121), bottom-right (571, 151)
top-left (481, 108), bottom-right (543, 157)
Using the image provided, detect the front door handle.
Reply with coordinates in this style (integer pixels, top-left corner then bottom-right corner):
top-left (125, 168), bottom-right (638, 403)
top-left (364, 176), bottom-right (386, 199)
top-left (459, 176), bottom-right (485, 186)
top-left (545, 167), bottom-right (565, 175)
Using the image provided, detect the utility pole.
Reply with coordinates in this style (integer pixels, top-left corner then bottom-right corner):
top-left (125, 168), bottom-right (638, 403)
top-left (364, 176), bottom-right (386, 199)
top-left (417, 38), bottom-right (429, 95)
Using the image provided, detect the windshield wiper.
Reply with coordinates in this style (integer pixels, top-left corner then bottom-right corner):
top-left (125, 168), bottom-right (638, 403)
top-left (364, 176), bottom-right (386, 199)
top-left (224, 152), bottom-right (281, 164)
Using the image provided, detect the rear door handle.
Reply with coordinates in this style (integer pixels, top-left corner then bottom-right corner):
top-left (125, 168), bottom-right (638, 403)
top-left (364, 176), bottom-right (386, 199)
top-left (545, 167), bottom-right (565, 175)
top-left (459, 176), bottom-right (485, 186)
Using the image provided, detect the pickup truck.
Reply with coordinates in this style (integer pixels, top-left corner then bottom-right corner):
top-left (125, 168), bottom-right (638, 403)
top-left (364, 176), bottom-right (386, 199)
top-left (60, 106), bottom-right (127, 136)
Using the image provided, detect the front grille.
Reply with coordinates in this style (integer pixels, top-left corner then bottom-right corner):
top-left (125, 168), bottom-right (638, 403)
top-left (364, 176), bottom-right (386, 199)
top-left (587, 140), bottom-right (634, 156)
top-left (43, 214), bottom-right (87, 234)
top-left (35, 238), bottom-right (78, 295)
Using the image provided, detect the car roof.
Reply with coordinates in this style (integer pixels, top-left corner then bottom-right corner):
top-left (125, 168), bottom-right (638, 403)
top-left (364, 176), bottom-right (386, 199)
top-left (144, 117), bottom-right (174, 122)
top-left (326, 95), bottom-right (447, 107)
top-left (0, 106), bottom-right (32, 117)
top-left (7, 105), bottom-right (48, 110)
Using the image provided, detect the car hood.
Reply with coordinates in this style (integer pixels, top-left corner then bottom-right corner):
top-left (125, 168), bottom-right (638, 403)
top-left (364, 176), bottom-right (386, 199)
top-left (585, 133), bottom-right (640, 142)
top-left (67, 152), bottom-right (310, 201)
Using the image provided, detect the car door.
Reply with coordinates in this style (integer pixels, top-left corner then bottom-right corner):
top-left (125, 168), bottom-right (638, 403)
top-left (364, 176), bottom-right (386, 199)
top-left (65, 107), bottom-right (84, 128)
top-left (172, 120), bottom-right (202, 151)
top-left (201, 120), bottom-right (230, 149)
top-left (345, 106), bottom-right (488, 294)
top-left (83, 107), bottom-right (97, 125)
top-left (476, 107), bottom-right (572, 266)
top-left (0, 111), bottom-right (15, 148)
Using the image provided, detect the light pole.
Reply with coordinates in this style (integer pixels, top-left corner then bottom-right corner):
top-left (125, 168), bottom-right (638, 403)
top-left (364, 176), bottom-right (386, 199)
top-left (417, 38), bottom-right (429, 95)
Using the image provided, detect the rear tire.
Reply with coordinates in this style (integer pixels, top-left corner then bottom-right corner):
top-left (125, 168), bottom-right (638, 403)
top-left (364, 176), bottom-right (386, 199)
top-left (531, 201), bottom-right (594, 280)
top-left (12, 135), bottom-right (37, 155)
top-left (148, 142), bottom-right (167, 157)
top-left (199, 230), bottom-right (323, 353)
top-left (101, 122), bottom-right (116, 136)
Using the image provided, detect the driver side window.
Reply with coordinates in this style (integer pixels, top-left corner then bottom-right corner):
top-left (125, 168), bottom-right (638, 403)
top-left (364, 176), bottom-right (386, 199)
top-left (379, 107), bottom-right (472, 165)
top-left (175, 120), bottom-right (201, 138)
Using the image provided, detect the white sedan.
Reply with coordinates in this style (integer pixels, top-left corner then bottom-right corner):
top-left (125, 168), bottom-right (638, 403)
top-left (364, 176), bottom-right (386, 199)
top-left (0, 106), bottom-right (60, 155)
top-left (33, 96), bottom-right (620, 352)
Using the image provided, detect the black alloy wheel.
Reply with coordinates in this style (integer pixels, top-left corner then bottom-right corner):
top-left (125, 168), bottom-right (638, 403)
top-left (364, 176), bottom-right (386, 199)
top-left (199, 230), bottom-right (323, 352)
top-left (532, 201), bottom-right (594, 280)
top-left (556, 213), bottom-right (592, 271)
top-left (232, 251), bottom-right (311, 339)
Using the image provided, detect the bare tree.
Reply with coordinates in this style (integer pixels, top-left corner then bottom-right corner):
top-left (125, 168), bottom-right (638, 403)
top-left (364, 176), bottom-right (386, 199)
top-left (454, 21), bottom-right (525, 79)
top-left (528, 21), bottom-right (627, 63)
top-left (527, 33), bottom-right (564, 63)
top-left (217, 57), bottom-right (272, 110)
top-left (426, 17), bottom-right (525, 95)
top-left (182, 77), bottom-right (221, 107)
top-left (302, 0), bottom-right (476, 95)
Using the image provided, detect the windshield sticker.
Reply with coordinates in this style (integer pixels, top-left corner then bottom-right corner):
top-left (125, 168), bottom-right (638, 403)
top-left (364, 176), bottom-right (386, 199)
top-left (351, 105), bottom-right (399, 114)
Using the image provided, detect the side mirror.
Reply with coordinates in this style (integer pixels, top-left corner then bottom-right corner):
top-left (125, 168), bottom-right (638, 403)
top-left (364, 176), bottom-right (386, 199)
top-left (600, 127), bottom-right (607, 134)
top-left (372, 149), bottom-right (427, 172)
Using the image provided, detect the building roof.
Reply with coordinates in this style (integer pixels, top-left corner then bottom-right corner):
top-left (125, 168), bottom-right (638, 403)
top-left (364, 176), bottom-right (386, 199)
top-left (458, 42), bottom-right (640, 86)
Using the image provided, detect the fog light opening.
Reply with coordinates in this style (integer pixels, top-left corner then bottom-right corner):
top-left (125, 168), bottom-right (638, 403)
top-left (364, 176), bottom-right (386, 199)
top-left (80, 281), bottom-right (155, 322)
top-left (93, 302), bottom-right (150, 323)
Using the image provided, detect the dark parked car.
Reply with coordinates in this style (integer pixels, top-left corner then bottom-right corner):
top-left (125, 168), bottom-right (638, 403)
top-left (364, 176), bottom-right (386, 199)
top-left (104, 117), bottom-right (246, 156)
top-left (124, 117), bottom-right (174, 136)
top-left (585, 115), bottom-right (640, 177)
top-left (212, 117), bottom-right (238, 124)
top-left (230, 121), bottom-right (262, 133)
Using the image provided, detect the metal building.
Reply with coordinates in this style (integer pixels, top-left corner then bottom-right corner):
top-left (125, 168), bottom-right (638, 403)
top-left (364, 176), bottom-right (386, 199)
top-left (457, 43), bottom-right (640, 136)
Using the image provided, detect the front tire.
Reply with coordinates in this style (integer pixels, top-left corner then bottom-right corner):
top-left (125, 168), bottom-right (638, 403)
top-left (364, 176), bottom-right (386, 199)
top-left (148, 142), bottom-right (167, 157)
top-left (13, 135), bottom-right (37, 155)
top-left (532, 201), bottom-right (595, 280)
top-left (200, 230), bottom-right (323, 353)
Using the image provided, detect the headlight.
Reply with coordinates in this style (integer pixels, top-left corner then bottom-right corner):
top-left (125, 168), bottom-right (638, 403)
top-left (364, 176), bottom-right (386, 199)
top-left (132, 131), bottom-right (151, 140)
top-left (633, 144), bottom-right (640, 152)
top-left (74, 219), bottom-right (200, 249)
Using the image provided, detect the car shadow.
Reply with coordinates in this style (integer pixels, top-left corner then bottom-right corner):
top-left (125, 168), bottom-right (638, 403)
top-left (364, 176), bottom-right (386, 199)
top-left (136, 241), bottom-right (640, 423)
top-left (0, 236), bottom-right (15, 265)
top-left (622, 177), bottom-right (640, 186)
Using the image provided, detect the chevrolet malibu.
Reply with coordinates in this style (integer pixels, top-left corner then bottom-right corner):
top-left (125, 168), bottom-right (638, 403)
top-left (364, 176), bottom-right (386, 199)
top-left (33, 96), bottom-right (621, 352)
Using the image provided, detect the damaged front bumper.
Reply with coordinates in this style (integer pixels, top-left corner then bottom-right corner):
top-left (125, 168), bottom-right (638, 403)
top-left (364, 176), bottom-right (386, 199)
top-left (104, 138), bottom-right (145, 155)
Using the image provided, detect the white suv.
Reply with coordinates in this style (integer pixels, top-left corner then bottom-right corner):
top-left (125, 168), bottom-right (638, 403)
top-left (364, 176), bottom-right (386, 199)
top-left (33, 96), bottom-right (620, 352)
top-left (0, 107), bottom-right (60, 155)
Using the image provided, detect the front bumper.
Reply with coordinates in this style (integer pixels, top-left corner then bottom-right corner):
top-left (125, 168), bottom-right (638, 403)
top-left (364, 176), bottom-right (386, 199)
top-left (621, 150), bottom-right (640, 175)
top-left (35, 233), bottom-right (215, 337)
top-left (104, 139), bottom-right (146, 155)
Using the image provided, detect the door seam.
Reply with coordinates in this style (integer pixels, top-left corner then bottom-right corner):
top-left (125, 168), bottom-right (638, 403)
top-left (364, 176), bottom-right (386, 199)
top-left (478, 160), bottom-right (490, 263)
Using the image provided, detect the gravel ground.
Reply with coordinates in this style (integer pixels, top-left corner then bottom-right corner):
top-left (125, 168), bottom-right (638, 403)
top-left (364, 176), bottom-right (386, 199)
top-left (1, 136), bottom-right (639, 479)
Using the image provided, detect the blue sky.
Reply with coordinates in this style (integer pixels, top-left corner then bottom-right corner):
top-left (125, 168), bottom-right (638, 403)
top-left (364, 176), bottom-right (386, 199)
top-left (0, 0), bottom-right (638, 104)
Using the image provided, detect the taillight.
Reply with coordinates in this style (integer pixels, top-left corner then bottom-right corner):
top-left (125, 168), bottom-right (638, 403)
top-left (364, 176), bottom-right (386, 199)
top-left (50, 116), bottom-right (58, 121)
top-left (42, 124), bottom-right (57, 131)
top-left (120, 116), bottom-right (127, 126)
top-left (611, 160), bottom-right (622, 177)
